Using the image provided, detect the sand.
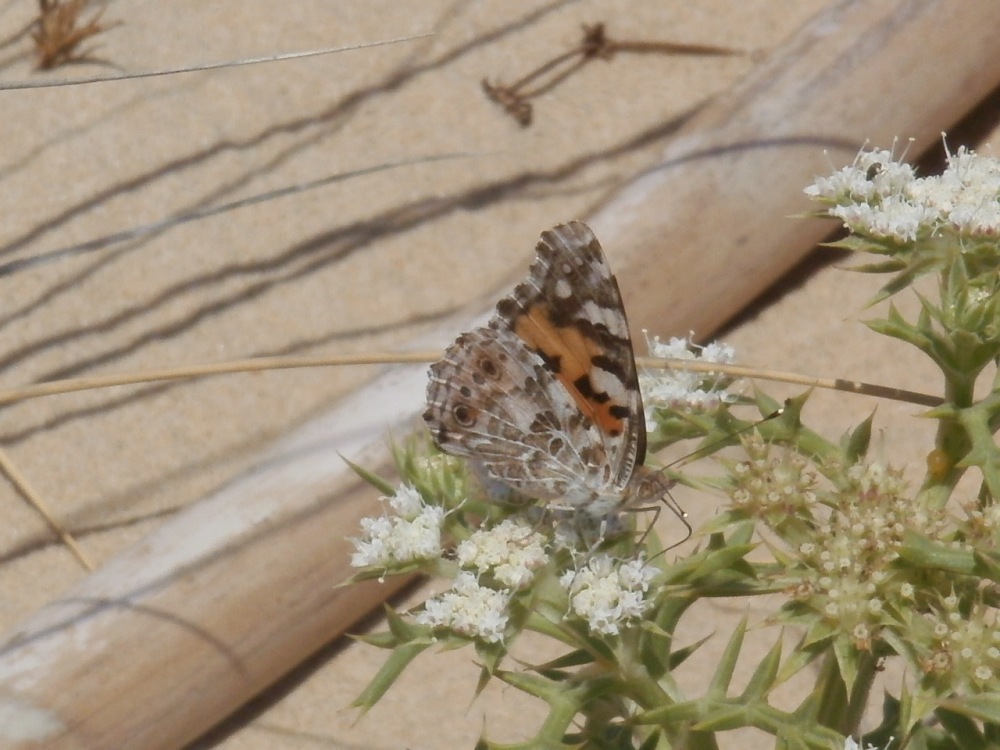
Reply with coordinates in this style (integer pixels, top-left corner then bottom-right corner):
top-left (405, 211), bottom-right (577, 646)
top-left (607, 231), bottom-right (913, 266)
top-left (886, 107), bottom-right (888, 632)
top-left (1, 1), bottom-right (998, 747)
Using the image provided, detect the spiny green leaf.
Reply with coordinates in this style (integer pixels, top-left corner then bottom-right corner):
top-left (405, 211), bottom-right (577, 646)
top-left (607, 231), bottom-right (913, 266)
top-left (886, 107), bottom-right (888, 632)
top-left (841, 412), bottom-right (874, 464)
top-left (690, 706), bottom-right (747, 732)
top-left (385, 603), bottom-right (426, 641)
top-left (957, 401), bottom-right (1000, 500)
top-left (850, 259), bottom-right (909, 273)
top-left (692, 514), bottom-right (749, 539)
top-left (351, 639), bottom-right (435, 712)
top-left (726, 520), bottom-right (756, 547)
top-left (475, 639), bottom-right (507, 676)
top-left (939, 694), bottom-right (1000, 724)
top-left (755, 392), bottom-right (842, 465)
top-left (707, 616), bottom-right (747, 699)
top-left (341, 453), bottom-right (396, 495)
top-left (475, 734), bottom-right (579, 750)
top-left (810, 650), bottom-right (850, 733)
top-left (832, 635), bottom-right (860, 695)
top-left (475, 663), bottom-right (493, 699)
top-left (934, 706), bottom-right (987, 750)
top-left (668, 632), bottom-right (713, 671)
top-left (524, 610), bottom-right (590, 650)
top-left (647, 590), bottom-right (695, 637)
top-left (898, 531), bottom-right (976, 574)
top-left (688, 542), bottom-right (757, 580)
top-left (973, 549), bottom-right (1000, 586)
top-left (678, 730), bottom-right (722, 750)
top-left (790, 617), bottom-right (836, 651)
top-left (636, 616), bottom-right (674, 643)
top-left (633, 699), bottom-right (701, 725)
top-left (739, 631), bottom-right (783, 702)
top-left (534, 649), bottom-right (595, 671)
top-left (348, 628), bottom-right (400, 649)
top-left (879, 628), bottom-right (921, 674)
top-left (339, 562), bottom-right (427, 588)
top-left (658, 536), bottom-right (756, 588)
top-left (866, 254), bottom-right (942, 306)
top-left (495, 668), bottom-right (580, 702)
top-left (822, 234), bottom-right (895, 256)
top-left (776, 635), bottom-right (828, 686)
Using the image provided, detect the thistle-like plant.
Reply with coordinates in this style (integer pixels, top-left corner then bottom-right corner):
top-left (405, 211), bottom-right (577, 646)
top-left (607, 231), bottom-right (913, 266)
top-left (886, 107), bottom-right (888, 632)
top-left (348, 141), bottom-right (1000, 750)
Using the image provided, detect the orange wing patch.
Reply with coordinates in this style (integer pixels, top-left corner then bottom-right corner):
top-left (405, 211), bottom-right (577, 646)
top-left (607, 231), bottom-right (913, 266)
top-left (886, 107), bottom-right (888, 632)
top-left (513, 302), bottom-right (629, 437)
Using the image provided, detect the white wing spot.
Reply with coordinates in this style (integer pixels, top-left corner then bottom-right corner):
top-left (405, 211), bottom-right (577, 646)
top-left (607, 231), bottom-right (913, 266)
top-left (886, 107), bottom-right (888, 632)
top-left (580, 300), bottom-right (628, 337)
top-left (590, 363), bottom-right (628, 403)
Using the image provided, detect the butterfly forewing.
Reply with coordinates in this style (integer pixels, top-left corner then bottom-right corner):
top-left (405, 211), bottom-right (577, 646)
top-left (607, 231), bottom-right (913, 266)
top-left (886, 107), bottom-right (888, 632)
top-left (497, 223), bottom-right (646, 484)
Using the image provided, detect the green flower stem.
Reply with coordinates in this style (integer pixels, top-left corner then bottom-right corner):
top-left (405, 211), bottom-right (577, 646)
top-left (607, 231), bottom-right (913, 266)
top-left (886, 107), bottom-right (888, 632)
top-left (812, 649), bottom-right (881, 738)
top-left (617, 643), bottom-right (676, 714)
top-left (813, 651), bottom-right (848, 732)
top-left (844, 651), bottom-right (879, 737)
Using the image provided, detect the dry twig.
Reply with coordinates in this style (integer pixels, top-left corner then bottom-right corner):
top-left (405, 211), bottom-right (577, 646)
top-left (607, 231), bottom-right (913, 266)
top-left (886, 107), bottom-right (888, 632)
top-left (483, 22), bottom-right (744, 127)
top-left (32, 0), bottom-right (119, 69)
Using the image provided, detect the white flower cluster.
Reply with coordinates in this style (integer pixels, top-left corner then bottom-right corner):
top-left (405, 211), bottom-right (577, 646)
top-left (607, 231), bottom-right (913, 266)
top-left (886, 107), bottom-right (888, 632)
top-left (349, 485), bottom-right (444, 568)
top-left (414, 519), bottom-right (545, 643)
top-left (560, 554), bottom-right (658, 636)
top-left (640, 333), bottom-right (736, 422)
top-left (353, 488), bottom-right (659, 642)
top-left (415, 571), bottom-right (511, 643)
top-left (806, 141), bottom-right (1000, 241)
top-left (456, 518), bottom-right (549, 589)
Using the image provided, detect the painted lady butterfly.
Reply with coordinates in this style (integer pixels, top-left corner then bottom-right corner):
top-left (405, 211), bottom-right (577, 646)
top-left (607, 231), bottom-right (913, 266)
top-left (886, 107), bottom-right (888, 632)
top-left (423, 221), bottom-right (670, 516)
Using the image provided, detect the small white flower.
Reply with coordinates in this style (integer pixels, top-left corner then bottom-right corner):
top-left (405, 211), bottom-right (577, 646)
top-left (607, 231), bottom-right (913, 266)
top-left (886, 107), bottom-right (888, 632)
top-left (350, 487), bottom-right (445, 568)
top-left (388, 484), bottom-right (425, 519)
top-left (829, 196), bottom-right (929, 242)
top-left (616, 557), bottom-right (659, 590)
top-left (415, 571), bottom-right (510, 643)
top-left (805, 146), bottom-right (915, 203)
top-left (640, 333), bottom-right (736, 419)
top-left (805, 161), bottom-right (877, 202)
top-left (455, 519), bottom-right (550, 589)
top-left (560, 555), bottom-right (658, 636)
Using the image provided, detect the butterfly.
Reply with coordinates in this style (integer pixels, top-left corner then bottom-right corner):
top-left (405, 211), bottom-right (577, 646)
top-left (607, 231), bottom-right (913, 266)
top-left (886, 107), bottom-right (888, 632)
top-left (423, 221), bottom-right (670, 516)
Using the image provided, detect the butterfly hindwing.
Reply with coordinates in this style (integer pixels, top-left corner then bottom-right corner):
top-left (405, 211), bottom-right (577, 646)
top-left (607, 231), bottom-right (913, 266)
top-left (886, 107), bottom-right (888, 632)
top-left (425, 326), bottom-right (608, 502)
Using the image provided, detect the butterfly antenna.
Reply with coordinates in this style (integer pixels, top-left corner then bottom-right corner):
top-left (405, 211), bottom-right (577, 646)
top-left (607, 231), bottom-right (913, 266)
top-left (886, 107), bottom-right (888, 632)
top-left (664, 405), bottom-right (785, 473)
top-left (660, 494), bottom-right (692, 551)
top-left (649, 404), bottom-right (785, 552)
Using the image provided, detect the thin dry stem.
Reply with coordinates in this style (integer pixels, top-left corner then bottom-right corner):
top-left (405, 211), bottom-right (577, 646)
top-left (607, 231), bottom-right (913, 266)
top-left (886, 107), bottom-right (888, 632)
top-left (635, 358), bottom-right (944, 408)
top-left (4, 34), bottom-right (431, 90)
top-left (0, 353), bottom-right (941, 408)
top-left (0, 446), bottom-right (94, 570)
top-left (0, 351), bottom-right (936, 571)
